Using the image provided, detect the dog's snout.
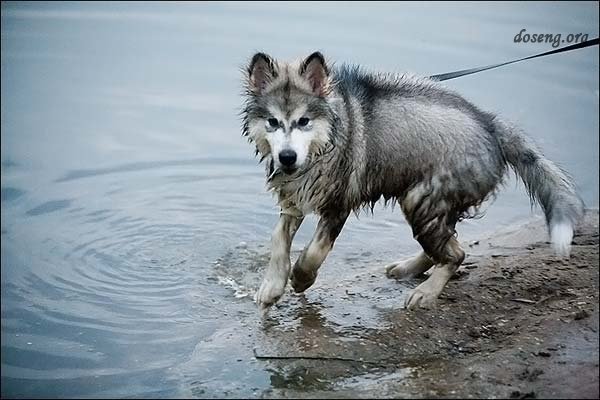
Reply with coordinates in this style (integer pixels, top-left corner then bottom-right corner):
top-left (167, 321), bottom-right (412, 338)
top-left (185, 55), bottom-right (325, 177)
top-left (278, 149), bottom-right (297, 167)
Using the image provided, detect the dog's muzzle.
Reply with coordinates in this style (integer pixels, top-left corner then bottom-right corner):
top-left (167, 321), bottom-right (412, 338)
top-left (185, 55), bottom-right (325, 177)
top-left (278, 149), bottom-right (297, 173)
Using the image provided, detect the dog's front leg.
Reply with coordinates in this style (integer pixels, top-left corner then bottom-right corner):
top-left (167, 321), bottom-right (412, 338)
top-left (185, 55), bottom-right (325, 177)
top-left (291, 211), bottom-right (349, 293)
top-left (256, 212), bottom-right (304, 313)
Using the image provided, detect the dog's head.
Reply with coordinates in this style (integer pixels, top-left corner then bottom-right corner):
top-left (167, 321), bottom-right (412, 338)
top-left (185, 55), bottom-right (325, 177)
top-left (242, 52), bottom-right (333, 175)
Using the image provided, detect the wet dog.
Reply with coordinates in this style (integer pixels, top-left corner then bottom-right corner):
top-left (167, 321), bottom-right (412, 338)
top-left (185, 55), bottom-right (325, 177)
top-left (241, 52), bottom-right (584, 313)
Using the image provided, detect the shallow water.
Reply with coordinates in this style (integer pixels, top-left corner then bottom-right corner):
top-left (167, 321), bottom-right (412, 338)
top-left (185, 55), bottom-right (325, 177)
top-left (1, 2), bottom-right (598, 398)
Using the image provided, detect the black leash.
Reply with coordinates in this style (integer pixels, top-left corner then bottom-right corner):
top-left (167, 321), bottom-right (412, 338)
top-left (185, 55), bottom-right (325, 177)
top-left (430, 37), bottom-right (599, 81)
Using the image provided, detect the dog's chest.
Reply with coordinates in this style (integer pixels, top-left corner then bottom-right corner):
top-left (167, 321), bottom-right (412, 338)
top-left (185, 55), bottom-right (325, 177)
top-left (274, 167), bottom-right (340, 215)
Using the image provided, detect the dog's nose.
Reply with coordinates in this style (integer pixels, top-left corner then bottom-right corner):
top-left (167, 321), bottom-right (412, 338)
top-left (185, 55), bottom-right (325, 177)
top-left (278, 149), bottom-right (297, 167)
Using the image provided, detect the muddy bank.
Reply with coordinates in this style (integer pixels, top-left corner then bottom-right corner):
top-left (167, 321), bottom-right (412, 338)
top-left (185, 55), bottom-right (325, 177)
top-left (241, 210), bottom-right (598, 399)
top-left (187, 211), bottom-right (598, 398)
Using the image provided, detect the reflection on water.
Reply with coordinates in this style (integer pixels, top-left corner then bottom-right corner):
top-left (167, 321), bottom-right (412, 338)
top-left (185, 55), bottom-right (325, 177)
top-left (1, 1), bottom-right (598, 398)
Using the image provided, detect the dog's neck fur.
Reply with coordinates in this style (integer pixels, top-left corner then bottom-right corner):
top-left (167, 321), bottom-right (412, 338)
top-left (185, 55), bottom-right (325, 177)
top-left (265, 88), bottom-right (368, 217)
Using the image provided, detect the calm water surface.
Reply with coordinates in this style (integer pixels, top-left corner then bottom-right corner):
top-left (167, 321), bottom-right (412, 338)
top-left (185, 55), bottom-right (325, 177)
top-left (1, 1), bottom-right (598, 398)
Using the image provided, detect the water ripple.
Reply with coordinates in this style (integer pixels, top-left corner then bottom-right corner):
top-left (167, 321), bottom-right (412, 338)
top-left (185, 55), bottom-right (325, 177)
top-left (25, 199), bottom-right (72, 216)
top-left (2, 160), bottom-right (245, 395)
top-left (55, 157), bottom-right (255, 182)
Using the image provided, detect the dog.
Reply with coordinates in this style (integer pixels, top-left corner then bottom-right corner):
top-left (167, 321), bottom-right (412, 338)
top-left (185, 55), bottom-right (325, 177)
top-left (241, 51), bottom-right (584, 313)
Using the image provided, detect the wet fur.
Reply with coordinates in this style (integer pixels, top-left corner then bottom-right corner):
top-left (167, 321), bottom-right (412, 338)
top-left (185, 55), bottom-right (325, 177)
top-left (242, 52), bottom-right (584, 312)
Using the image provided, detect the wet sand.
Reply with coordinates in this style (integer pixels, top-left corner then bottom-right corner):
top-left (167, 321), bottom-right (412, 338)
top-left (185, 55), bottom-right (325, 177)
top-left (249, 210), bottom-right (599, 399)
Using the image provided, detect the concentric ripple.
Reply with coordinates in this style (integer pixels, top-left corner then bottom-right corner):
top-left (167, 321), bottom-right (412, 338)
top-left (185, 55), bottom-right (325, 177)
top-left (1, 159), bottom-right (268, 397)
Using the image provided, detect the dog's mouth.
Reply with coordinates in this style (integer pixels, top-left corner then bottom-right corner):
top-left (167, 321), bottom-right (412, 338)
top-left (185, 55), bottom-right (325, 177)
top-left (267, 163), bottom-right (297, 182)
top-left (281, 166), bottom-right (298, 175)
top-left (267, 159), bottom-right (304, 183)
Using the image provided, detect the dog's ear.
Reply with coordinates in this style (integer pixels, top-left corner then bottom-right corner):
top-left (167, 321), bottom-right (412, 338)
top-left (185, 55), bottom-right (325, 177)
top-left (247, 52), bottom-right (277, 95)
top-left (300, 52), bottom-right (330, 97)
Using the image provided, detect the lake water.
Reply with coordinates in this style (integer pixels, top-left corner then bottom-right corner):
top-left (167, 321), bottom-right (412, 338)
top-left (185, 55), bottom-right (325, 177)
top-left (1, 2), bottom-right (598, 398)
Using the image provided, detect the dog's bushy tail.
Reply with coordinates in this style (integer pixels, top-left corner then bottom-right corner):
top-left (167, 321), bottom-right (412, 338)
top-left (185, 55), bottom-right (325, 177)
top-left (494, 119), bottom-right (584, 256)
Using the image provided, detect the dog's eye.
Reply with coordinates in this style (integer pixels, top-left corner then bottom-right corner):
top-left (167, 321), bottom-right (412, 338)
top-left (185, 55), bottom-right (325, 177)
top-left (298, 117), bottom-right (310, 127)
top-left (267, 118), bottom-right (279, 128)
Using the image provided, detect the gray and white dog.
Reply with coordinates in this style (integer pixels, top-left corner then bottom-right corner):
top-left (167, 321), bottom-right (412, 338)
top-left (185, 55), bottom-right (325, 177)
top-left (241, 51), bottom-right (584, 313)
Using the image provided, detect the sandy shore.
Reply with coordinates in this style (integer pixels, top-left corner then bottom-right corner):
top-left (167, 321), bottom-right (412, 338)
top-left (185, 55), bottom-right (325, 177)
top-left (251, 210), bottom-right (599, 399)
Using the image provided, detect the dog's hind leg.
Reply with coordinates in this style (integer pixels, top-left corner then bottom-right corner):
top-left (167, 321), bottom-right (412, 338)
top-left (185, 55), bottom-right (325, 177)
top-left (405, 236), bottom-right (465, 310)
top-left (256, 212), bottom-right (304, 313)
top-left (385, 252), bottom-right (434, 280)
top-left (290, 211), bottom-right (349, 293)
top-left (400, 183), bottom-right (465, 309)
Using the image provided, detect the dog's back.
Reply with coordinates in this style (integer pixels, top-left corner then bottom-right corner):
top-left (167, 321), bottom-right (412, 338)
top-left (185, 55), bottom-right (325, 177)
top-left (332, 65), bottom-right (506, 213)
top-left (328, 65), bottom-right (583, 254)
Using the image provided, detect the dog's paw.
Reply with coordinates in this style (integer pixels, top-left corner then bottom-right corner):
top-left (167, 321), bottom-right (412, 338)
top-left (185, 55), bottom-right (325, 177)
top-left (404, 281), bottom-right (442, 310)
top-left (255, 278), bottom-right (286, 313)
top-left (290, 267), bottom-right (316, 293)
top-left (385, 261), bottom-right (413, 280)
top-left (404, 288), bottom-right (438, 310)
top-left (386, 255), bottom-right (433, 280)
